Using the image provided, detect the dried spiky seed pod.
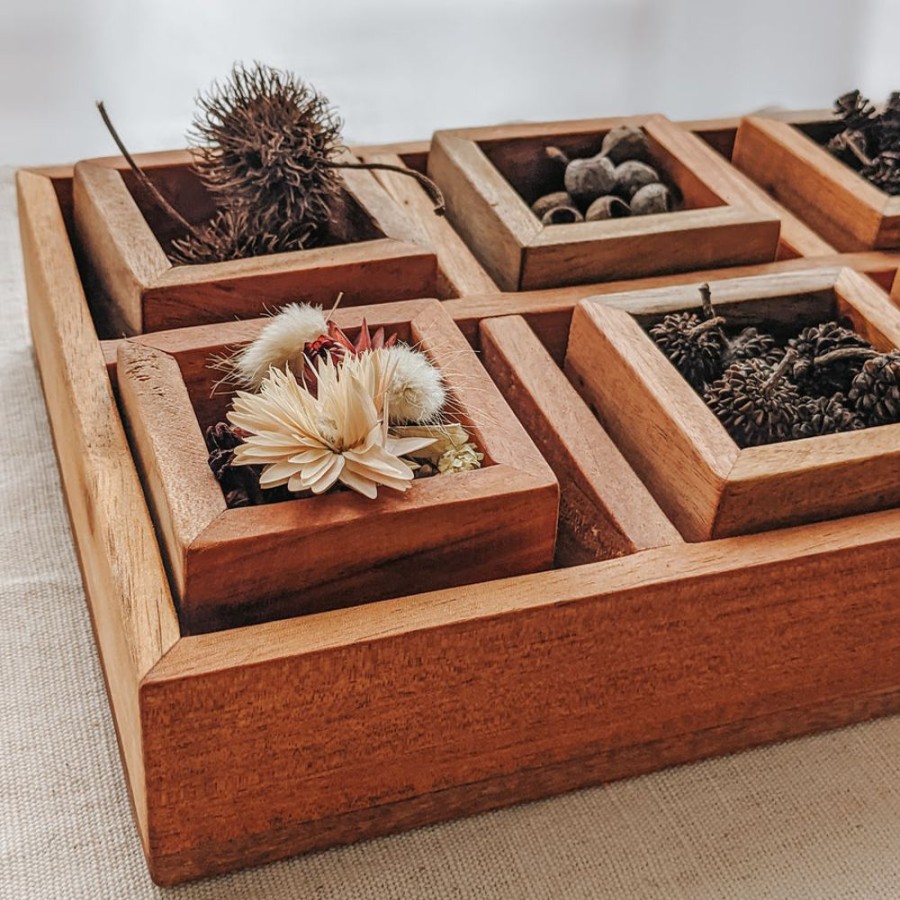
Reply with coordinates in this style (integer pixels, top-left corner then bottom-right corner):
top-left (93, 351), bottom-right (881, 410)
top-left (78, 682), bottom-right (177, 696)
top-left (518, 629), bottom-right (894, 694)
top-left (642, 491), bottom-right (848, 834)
top-left (612, 160), bottom-right (659, 200)
top-left (787, 321), bottom-right (874, 395)
top-left (168, 206), bottom-right (315, 265)
top-left (600, 126), bottom-right (650, 164)
top-left (531, 191), bottom-right (574, 218)
top-left (704, 352), bottom-right (802, 448)
top-left (848, 350), bottom-right (900, 426)
top-left (791, 394), bottom-right (865, 440)
top-left (585, 195), bottom-right (630, 221)
top-left (189, 62), bottom-right (344, 236)
top-left (630, 182), bottom-right (672, 215)
top-left (650, 312), bottom-right (726, 391)
top-left (722, 327), bottom-right (782, 367)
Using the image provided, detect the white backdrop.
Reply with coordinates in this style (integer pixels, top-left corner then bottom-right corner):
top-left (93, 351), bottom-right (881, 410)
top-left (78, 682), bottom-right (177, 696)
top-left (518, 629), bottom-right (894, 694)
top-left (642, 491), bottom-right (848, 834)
top-left (1, 0), bottom-right (898, 165)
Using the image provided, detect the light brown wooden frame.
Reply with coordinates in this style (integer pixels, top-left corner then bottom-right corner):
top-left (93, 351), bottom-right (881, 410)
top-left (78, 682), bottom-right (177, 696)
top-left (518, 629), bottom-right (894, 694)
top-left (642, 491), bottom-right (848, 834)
top-left (19, 154), bottom-right (900, 888)
top-left (428, 114), bottom-right (782, 291)
top-left (733, 115), bottom-right (900, 252)
top-left (117, 299), bottom-right (558, 634)
top-left (74, 148), bottom-right (441, 335)
top-left (479, 314), bottom-right (681, 566)
top-left (566, 267), bottom-right (900, 540)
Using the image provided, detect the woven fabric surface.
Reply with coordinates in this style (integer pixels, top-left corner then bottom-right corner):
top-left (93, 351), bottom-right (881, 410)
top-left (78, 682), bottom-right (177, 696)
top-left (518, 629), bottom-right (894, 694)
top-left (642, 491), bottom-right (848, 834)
top-left (2, 165), bottom-right (900, 899)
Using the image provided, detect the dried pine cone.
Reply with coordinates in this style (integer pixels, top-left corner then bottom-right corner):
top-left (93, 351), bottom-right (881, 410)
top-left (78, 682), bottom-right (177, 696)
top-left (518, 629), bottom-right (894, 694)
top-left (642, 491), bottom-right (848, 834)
top-left (723, 327), bottom-right (782, 367)
top-left (786, 321), bottom-right (873, 395)
top-left (169, 206), bottom-right (316, 265)
top-left (791, 394), bottom-right (865, 440)
top-left (205, 422), bottom-right (292, 507)
top-left (190, 62), bottom-right (343, 237)
top-left (704, 352), bottom-right (802, 447)
top-left (861, 151), bottom-right (900, 196)
top-left (848, 351), bottom-right (900, 426)
top-left (650, 312), bottom-right (726, 391)
top-left (834, 90), bottom-right (878, 132)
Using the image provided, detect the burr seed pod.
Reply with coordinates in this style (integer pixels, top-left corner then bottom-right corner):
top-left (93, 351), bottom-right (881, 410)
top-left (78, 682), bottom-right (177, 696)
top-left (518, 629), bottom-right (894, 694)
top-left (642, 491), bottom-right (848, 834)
top-left (600, 125), bottom-right (650, 164)
top-left (531, 191), bottom-right (575, 219)
top-left (563, 154), bottom-right (616, 207)
top-left (630, 182), bottom-right (672, 215)
top-left (541, 205), bottom-right (583, 225)
top-left (612, 160), bottom-right (659, 200)
top-left (585, 195), bottom-right (631, 221)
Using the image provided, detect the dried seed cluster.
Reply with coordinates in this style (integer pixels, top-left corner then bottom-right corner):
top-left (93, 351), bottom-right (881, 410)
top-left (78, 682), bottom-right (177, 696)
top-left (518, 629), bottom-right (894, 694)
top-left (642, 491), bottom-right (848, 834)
top-left (649, 286), bottom-right (900, 448)
top-left (531, 126), bottom-right (678, 225)
top-left (823, 89), bottom-right (900, 195)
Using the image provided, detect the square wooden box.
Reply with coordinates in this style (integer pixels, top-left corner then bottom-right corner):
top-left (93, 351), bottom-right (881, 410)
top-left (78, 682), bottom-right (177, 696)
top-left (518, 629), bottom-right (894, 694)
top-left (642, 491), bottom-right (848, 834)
top-left (565, 267), bottom-right (900, 541)
top-left (428, 114), bottom-right (781, 291)
top-left (733, 115), bottom-right (900, 252)
top-left (116, 299), bottom-right (559, 634)
top-left (18, 139), bottom-right (900, 888)
top-left (74, 148), bottom-right (449, 335)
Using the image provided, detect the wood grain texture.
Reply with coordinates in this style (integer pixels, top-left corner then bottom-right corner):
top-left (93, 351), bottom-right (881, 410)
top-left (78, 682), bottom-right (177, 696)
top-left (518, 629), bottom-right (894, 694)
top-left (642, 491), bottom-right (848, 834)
top-left (73, 161), bottom-right (170, 335)
top-left (566, 268), bottom-right (900, 540)
top-left (428, 132), bottom-right (538, 290)
top-left (16, 169), bottom-right (180, 853)
top-left (429, 115), bottom-right (781, 292)
top-left (480, 315), bottom-right (681, 564)
top-left (116, 299), bottom-right (559, 633)
top-left (733, 116), bottom-right (900, 251)
top-left (141, 506), bottom-right (900, 884)
top-left (359, 150), bottom-right (498, 297)
top-left (141, 238), bottom-right (437, 331)
top-left (444, 252), bottom-right (900, 363)
top-left (565, 300), bottom-right (737, 541)
top-left (671, 115), bottom-right (836, 259)
top-left (72, 153), bottom-right (441, 334)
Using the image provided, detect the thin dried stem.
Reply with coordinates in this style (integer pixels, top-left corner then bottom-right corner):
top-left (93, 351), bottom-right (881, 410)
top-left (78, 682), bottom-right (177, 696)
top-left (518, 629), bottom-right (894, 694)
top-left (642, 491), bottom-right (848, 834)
top-left (323, 159), bottom-right (445, 215)
top-left (96, 101), bottom-right (199, 239)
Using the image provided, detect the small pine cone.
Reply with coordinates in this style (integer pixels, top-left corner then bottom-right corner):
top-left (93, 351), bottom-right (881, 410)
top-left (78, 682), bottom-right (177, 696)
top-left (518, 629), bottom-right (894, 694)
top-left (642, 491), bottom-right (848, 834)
top-left (848, 351), bottom-right (900, 426)
top-left (787, 321), bottom-right (873, 395)
top-left (723, 327), bottom-right (782, 367)
top-left (875, 92), bottom-right (900, 154)
top-left (861, 151), bottom-right (900, 196)
top-left (704, 355), bottom-right (802, 448)
top-left (205, 421), bottom-right (264, 507)
top-left (791, 394), bottom-right (865, 439)
top-left (169, 206), bottom-right (316, 265)
top-left (834, 90), bottom-right (877, 131)
top-left (649, 312), bottom-right (725, 391)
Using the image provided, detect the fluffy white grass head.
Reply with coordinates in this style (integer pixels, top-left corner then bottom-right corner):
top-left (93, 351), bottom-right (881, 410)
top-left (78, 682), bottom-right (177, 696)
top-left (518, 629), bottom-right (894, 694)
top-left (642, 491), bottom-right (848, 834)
top-left (231, 303), bottom-right (328, 389)
top-left (378, 343), bottom-right (446, 423)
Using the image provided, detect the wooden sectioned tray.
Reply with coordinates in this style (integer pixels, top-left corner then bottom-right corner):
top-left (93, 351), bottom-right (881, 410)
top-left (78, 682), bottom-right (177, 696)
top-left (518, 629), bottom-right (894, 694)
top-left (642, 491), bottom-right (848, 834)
top-left (17, 123), bottom-right (900, 887)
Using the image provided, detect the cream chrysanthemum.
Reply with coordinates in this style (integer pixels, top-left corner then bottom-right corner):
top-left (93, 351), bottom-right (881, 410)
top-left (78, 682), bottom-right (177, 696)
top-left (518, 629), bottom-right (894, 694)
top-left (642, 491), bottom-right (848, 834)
top-left (230, 303), bottom-right (328, 389)
top-left (227, 354), bottom-right (436, 499)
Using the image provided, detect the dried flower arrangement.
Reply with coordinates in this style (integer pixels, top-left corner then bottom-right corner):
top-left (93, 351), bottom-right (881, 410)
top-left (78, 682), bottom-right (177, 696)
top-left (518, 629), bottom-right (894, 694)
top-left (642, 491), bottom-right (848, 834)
top-left (97, 62), bottom-right (444, 265)
top-left (649, 284), bottom-right (900, 448)
top-left (205, 303), bottom-right (483, 506)
top-left (531, 126), bottom-right (678, 224)
top-left (821, 89), bottom-right (900, 195)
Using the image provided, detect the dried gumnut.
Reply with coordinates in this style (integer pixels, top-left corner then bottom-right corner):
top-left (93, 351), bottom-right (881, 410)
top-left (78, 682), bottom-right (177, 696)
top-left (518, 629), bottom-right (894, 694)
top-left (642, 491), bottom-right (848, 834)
top-left (630, 182), bottom-right (672, 215)
top-left (600, 126), bottom-right (650, 164)
top-left (564, 154), bottom-right (616, 206)
top-left (541, 205), bottom-right (583, 225)
top-left (585, 195), bottom-right (630, 221)
top-left (531, 191), bottom-right (574, 219)
top-left (613, 160), bottom-right (659, 200)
